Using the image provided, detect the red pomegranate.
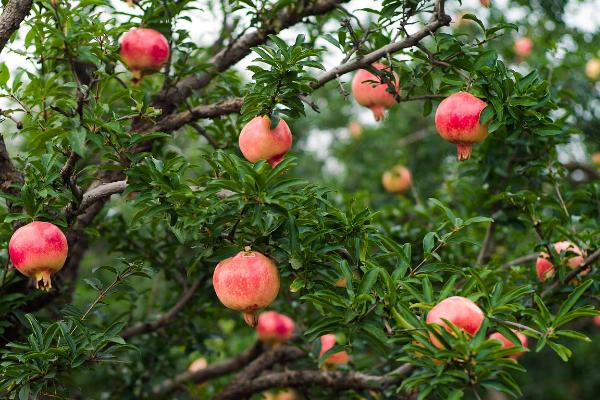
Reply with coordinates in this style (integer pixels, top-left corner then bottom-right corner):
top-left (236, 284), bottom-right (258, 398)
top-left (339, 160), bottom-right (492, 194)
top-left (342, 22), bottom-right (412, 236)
top-left (535, 241), bottom-right (586, 282)
top-left (9, 221), bottom-right (68, 290)
top-left (594, 316), bottom-right (600, 327)
top-left (381, 165), bottom-right (412, 193)
top-left (514, 37), bottom-right (533, 58)
top-left (591, 152), bottom-right (600, 166)
top-left (213, 248), bottom-right (280, 326)
top-left (351, 63), bottom-right (399, 121)
top-left (319, 334), bottom-right (350, 366)
top-left (119, 28), bottom-right (170, 83)
top-left (480, 0), bottom-right (491, 6)
top-left (434, 92), bottom-right (489, 160)
top-left (239, 116), bottom-right (293, 167)
top-left (489, 330), bottom-right (528, 359)
top-left (257, 311), bottom-right (295, 344)
top-left (426, 296), bottom-right (485, 348)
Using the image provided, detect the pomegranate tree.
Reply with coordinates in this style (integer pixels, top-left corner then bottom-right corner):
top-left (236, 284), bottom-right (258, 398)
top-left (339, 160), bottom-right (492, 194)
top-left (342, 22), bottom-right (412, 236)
top-left (488, 331), bottom-right (528, 359)
top-left (8, 221), bottom-right (68, 290)
top-left (119, 28), bottom-right (170, 83)
top-left (319, 334), bottom-right (349, 366)
top-left (212, 247), bottom-right (280, 326)
top-left (535, 241), bottom-right (586, 282)
top-left (381, 165), bottom-right (412, 193)
top-left (256, 311), bottom-right (295, 344)
top-left (426, 296), bottom-right (485, 348)
top-left (351, 63), bottom-right (399, 121)
top-left (239, 116), bottom-right (293, 167)
top-left (435, 92), bottom-right (489, 160)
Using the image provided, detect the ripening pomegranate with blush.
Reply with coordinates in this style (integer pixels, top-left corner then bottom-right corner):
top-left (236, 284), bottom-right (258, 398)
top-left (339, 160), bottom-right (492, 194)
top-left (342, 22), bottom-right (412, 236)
top-left (382, 165), bottom-right (412, 193)
top-left (594, 316), bottom-right (600, 327)
top-left (489, 330), bottom-right (528, 359)
top-left (426, 296), bottom-right (485, 348)
top-left (480, 0), bottom-right (491, 6)
top-left (348, 121), bottom-right (363, 139)
top-left (435, 92), bottom-right (489, 160)
top-left (592, 152), bottom-right (600, 166)
top-left (319, 334), bottom-right (350, 366)
top-left (535, 241), bottom-right (586, 282)
top-left (213, 247), bottom-right (280, 326)
top-left (257, 311), bottom-right (295, 344)
top-left (514, 37), bottom-right (533, 58)
top-left (239, 116), bottom-right (293, 167)
top-left (9, 221), bottom-right (68, 290)
top-left (120, 28), bottom-right (170, 83)
top-left (351, 63), bottom-right (399, 121)
top-left (188, 357), bottom-right (208, 373)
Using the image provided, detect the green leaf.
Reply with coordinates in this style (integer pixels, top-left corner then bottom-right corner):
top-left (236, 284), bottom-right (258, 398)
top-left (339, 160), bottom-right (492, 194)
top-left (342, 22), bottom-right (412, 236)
top-left (358, 268), bottom-right (380, 295)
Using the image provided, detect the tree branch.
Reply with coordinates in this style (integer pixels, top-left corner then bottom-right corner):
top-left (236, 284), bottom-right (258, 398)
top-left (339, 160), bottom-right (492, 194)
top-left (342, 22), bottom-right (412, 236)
top-left (0, 0), bottom-right (33, 54)
top-left (215, 345), bottom-right (305, 400)
top-left (563, 161), bottom-right (600, 182)
top-left (77, 180), bottom-right (128, 213)
top-left (476, 220), bottom-right (496, 265)
top-left (214, 364), bottom-right (414, 400)
top-left (152, 341), bottom-right (264, 395)
top-left (501, 253), bottom-right (538, 269)
top-left (152, 0), bottom-right (349, 113)
top-left (121, 278), bottom-right (204, 340)
top-left (541, 248), bottom-right (600, 298)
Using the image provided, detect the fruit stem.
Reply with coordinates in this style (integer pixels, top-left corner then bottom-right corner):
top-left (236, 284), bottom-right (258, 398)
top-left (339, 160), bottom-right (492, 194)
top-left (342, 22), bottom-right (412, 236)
top-left (34, 271), bottom-right (52, 291)
top-left (131, 70), bottom-right (142, 85)
top-left (370, 105), bottom-right (386, 121)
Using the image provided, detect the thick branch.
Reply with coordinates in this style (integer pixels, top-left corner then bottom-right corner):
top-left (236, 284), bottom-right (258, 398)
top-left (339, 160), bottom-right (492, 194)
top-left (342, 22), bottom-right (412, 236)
top-left (541, 248), bottom-right (600, 298)
top-left (152, 0), bottom-right (348, 112)
top-left (564, 161), bottom-right (600, 181)
top-left (214, 364), bottom-right (414, 400)
top-left (0, 135), bottom-right (22, 210)
top-left (0, 0), bottom-right (33, 54)
top-left (121, 278), bottom-right (203, 340)
top-left (77, 180), bottom-right (128, 212)
top-left (152, 341), bottom-right (264, 395)
top-left (215, 345), bottom-right (305, 400)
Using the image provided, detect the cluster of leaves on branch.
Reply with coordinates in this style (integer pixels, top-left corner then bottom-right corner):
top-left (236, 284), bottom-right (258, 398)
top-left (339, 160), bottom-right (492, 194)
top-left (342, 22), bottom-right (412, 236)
top-left (0, 0), bottom-right (599, 399)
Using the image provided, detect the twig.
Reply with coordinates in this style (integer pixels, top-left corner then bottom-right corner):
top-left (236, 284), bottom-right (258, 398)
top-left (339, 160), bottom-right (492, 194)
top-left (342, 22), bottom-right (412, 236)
top-left (121, 278), bottom-right (204, 339)
top-left (476, 220), bottom-right (496, 266)
top-left (490, 316), bottom-right (543, 336)
top-left (501, 253), bottom-right (538, 269)
top-left (190, 122), bottom-right (219, 149)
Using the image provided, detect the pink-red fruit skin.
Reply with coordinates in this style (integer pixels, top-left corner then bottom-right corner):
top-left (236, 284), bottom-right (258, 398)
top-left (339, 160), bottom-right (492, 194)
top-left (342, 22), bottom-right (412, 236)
top-left (351, 63), bottom-right (398, 121)
top-left (120, 28), bottom-right (170, 83)
top-left (213, 249), bottom-right (280, 326)
top-left (489, 331), bottom-right (528, 359)
top-left (239, 116), bottom-right (293, 167)
top-left (535, 241), bottom-right (586, 282)
top-left (257, 311), bottom-right (295, 344)
top-left (319, 334), bottom-right (350, 366)
top-left (9, 221), bottom-right (68, 290)
top-left (382, 165), bottom-right (412, 193)
top-left (434, 92), bottom-right (489, 160)
top-left (594, 316), bottom-right (600, 327)
top-left (426, 296), bottom-right (485, 348)
top-left (514, 37), bottom-right (533, 58)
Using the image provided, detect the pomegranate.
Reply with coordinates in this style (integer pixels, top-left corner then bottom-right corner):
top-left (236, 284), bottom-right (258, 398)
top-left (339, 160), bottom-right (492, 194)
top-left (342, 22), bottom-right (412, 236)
top-left (239, 116), bottom-right (293, 167)
top-left (263, 389), bottom-right (296, 400)
top-left (348, 121), bottom-right (363, 139)
top-left (489, 330), bottom-right (528, 359)
top-left (535, 241), bottom-right (586, 282)
top-left (514, 37), bottom-right (533, 58)
top-left (480, 0), bottom-right (491, 6)
top-left (426, 296), bottom-right (485, 348)
top-left (434, 92), bottom-right (489, 160)
top-left (351, 63), bottom-right (399, 121)
top-left (319, 334), bottom-right (350, 366)
top-left (188, 357), bottom-right (208, 373)
top-left (119, 28), bottom-right (170, 83)
top-left (594, 316), bottom-right (600, 327)
top-left (257, 311), bottom-right (295, 344)
top-left (586, 58), bottom-right (600, 80)
top-left (381, 165), bottom-right (412, 193)
top-left (8, 221), bottom-right (68, 290)
top-left (213, 247), bottom-right (280, 326)
top-left (592, 152), bottom-right (600, 166)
